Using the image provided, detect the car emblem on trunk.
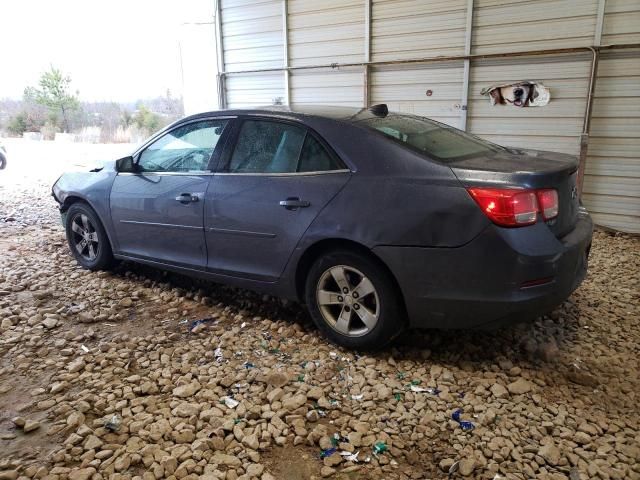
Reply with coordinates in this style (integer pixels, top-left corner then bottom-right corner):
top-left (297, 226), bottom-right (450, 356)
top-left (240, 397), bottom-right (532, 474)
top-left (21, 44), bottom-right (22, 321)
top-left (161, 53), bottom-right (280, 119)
top-left (571, 186), bottom-right (578, 199)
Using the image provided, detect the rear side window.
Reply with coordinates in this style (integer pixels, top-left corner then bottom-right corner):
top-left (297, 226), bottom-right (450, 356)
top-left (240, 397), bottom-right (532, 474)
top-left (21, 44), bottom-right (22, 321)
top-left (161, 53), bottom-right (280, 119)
top-left (298, 135), bottom-right (342, 172)
top-left (356, 114), bottom-right (502, 162)
top-left (226, 119), bottom-right (344, 173)
top-left (228, 121), bottom-right (306, 173)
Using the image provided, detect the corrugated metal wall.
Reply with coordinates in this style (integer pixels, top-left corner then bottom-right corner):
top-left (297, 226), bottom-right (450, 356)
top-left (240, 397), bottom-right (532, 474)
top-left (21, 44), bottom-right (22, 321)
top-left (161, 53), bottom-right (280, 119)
top-left (221, 0), bottom-right (284, 107)
top-left (289, 0), bottom-right (364, 106)
top-left (216, 0), bottom-right (640, 233)
top-left (370, 0), bottom-right (467, 126)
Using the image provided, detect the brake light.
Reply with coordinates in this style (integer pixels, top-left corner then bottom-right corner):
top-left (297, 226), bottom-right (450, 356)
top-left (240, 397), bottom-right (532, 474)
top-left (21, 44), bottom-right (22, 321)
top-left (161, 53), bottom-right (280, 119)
top-left (536, 189), bottom-right (558, 220)
top-left (467, 187), bottom-right (558, 227)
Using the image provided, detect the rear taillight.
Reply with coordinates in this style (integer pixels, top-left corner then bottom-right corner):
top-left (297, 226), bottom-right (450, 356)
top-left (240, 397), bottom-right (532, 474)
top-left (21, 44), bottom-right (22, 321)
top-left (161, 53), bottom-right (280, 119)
top-left (536, 189), bottom-right (558, 220)
top-left (467, 187), bottom-right (558, 227)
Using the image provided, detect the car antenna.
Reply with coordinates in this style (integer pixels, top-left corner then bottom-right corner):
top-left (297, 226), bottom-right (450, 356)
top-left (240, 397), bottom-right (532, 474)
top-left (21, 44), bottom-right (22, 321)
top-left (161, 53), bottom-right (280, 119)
top-left (369, 103), bottom-right (388, 117)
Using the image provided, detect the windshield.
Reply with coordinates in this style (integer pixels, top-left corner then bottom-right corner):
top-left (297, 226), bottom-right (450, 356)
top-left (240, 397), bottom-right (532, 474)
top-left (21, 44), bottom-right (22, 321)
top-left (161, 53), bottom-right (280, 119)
top-left (355, 113), bottom-right (503, 162)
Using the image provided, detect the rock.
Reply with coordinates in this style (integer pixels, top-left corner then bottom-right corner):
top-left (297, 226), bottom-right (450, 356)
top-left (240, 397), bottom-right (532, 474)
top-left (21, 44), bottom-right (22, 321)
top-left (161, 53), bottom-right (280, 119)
top-left (84, 435), bottom-right (103, 450)
top-left (265, 371), bottom-right (288, 388)
top-left (118, 297), bottom-right (133, 308)
top-left (490, 383), bottom-right (509, 398)
top-left (323, 453), bottom-right (342, 467)
top-left (68, 468), bottom-right (96, 480)
top-left (50, 381), bottom-right (68, 394)
top-left (507, 378), bottom-right (532, 395)
top-left (439, 458), bottom-right (455, 471)
top-left (458, 458), bottom-right (476, 476)
top-left (242, 433), bottom-right (259, 450)
top-left (307, 386), bottom-right (323, 400)
top-left (0, 471), bottom-right (18, 480)
top-left (23, 419), bottom-right (41, 433)
top-left (539, 442), bottom-right (561, 466)
top-left (11, 417), bottom-right (25, 428)
top-left (574, 431), bottom-right (591, 444)
top-left (173, 402), bottom-right (200, 417)
top-left (266, 387), bottom-right (284, 403)
top-left (246, 464), bottom-right (264, 477)
top-left (320, 466), bottom-right (336, 477)
top-left (282, 394), bottom-right (307, 411)
top-left (42, 317), bottom-right (58, 329)
top-left (67, 358), bottom-right (85, 373)
top-left (173, 382), bottom-right (201, 398)
top-left (212, 453), bottom-right (242, 467)
top-left (348, 431), bottom-right (363, 447)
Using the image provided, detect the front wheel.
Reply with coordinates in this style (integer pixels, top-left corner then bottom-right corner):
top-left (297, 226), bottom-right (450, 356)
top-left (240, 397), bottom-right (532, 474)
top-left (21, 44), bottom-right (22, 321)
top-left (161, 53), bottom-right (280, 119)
top-left (305, 250), bottom-right (405, 350)
top-left (65, 203), bottom-right (114, 270)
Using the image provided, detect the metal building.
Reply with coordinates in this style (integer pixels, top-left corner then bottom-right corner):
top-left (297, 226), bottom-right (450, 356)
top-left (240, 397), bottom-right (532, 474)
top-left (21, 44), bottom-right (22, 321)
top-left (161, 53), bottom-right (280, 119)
top-left (209, 0), bottom-right (640, 233)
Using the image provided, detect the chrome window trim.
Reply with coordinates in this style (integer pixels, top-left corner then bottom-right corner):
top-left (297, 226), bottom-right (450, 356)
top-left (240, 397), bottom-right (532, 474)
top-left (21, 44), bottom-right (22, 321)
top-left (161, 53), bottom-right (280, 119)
top-left (117, 171), bottom-right (215, 177)
top-left (214, 169), bottom-right (351, 177)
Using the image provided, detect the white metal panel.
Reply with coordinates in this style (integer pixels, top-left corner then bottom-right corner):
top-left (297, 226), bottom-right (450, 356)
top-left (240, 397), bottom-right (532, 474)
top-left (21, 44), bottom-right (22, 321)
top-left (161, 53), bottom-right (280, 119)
top-left (583, 49), bottom-right (640, 233)
top-left (472, 0), bottom-right (598, 54)
top-left (602, 0), bottom-right (640, 44)
top-left (290, 68), bottom-right (363, 107)
top-left (288, 0), bottom-right (364, 107)
top-left (370, 63), bottom-right (464, 126)
top-left (370, 0), bottom-right (467, 126)
top-left (467, 54), bottom-right (591, 154)
top-left (221, 0), bottom-right (284, 107)
top-left (371, 0), bottom-right (467, 61)
top-left (224, 73), bottom-right (285, 108)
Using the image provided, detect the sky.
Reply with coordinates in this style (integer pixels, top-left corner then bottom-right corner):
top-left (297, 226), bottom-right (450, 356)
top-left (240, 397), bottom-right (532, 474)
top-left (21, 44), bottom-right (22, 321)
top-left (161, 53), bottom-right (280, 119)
top-left (0, 0), bottom-right (215, 103)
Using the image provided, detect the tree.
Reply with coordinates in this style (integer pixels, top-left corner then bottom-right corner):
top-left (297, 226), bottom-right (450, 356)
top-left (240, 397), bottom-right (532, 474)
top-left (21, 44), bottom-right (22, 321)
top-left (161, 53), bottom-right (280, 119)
top-left (24, 66), bottom-right (80, 133)
top-left (7, 113), bottom-right (27, 136)
top-left (132, 105), bottom-right (162, 134)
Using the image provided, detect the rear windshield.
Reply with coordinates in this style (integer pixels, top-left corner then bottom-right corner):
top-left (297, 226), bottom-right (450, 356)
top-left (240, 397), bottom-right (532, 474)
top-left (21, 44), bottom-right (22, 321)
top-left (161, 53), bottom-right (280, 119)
top-left (355, 113), bottom-right (503, 162)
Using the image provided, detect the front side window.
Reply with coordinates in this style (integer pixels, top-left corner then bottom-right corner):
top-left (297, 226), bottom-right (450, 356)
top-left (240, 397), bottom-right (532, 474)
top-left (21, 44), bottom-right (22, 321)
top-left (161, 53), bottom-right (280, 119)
top-left (137, 119), bottom-right (228, 172)
top-left (356, 114), bottom-right (503, 162)
top-left (226, 120), bottom-right (344, 173)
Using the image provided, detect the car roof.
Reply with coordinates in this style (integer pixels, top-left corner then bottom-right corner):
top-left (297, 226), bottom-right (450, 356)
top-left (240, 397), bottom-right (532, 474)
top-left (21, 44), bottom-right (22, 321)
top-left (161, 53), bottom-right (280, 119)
top-left (179, 104), bottom-right (387, 124)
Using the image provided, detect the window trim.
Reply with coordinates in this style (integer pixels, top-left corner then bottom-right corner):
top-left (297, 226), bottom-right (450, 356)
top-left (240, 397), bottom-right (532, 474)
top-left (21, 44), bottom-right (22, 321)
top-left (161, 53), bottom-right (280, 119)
top-left (128, 116), bottom-right (235, 175)
top-left (216, 116), bottom-right (349, 176)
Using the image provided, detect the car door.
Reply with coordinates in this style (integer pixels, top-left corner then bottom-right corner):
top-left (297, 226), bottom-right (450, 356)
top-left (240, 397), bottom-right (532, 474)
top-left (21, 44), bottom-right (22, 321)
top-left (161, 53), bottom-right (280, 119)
top-left (110, 118), bottom-right (230, 269)
top-left (205, 118), bottom-right (351, 281)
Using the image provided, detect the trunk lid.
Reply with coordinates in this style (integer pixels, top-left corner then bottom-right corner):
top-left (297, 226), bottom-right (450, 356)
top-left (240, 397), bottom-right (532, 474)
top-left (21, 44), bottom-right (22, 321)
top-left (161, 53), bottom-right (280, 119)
top-left (450, 148), bottom-right (580, 238)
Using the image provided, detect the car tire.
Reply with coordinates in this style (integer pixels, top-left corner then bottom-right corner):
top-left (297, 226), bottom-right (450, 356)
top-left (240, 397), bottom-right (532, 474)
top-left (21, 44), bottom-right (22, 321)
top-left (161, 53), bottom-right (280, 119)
top-left (65, 203), bottom-right (114, 271)
top-left (305, 249), bottom-right (405, 350)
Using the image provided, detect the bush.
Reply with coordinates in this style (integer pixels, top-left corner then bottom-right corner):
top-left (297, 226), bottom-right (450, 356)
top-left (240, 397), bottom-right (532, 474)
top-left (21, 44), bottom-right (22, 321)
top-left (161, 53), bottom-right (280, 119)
top-left (7, 113), bottom-right (27, 136)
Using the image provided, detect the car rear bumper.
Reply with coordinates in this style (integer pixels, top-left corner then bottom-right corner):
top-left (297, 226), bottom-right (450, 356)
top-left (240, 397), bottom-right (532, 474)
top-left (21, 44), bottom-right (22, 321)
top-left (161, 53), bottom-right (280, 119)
top-left (373, 209), bottom-right (593, 329)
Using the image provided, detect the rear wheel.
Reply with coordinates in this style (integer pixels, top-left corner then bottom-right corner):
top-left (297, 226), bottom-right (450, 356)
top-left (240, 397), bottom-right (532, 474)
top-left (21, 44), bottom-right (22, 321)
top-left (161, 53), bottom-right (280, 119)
top-left (65, 203), bottom-right (113, 270)
top-left (305, 250), bottom-right (405, 350)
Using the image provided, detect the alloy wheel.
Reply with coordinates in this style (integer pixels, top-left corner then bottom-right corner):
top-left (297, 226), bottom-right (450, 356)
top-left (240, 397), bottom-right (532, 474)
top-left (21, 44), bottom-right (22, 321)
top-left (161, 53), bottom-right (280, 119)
top-left (70, 213), bottom-right (100, 261)
top-left (315, 265), bottom-right (380, 337)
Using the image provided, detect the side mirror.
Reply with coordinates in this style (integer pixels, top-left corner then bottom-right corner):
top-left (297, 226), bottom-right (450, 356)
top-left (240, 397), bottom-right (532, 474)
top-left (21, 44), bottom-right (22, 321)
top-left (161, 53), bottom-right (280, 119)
top-left (116, 156), bottom-right (137, 173)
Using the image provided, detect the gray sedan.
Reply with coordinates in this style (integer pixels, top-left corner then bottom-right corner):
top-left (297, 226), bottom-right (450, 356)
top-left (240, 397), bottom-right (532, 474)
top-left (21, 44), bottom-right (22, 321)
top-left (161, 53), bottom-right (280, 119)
top-left (52, 105), bottom-right (592, 349)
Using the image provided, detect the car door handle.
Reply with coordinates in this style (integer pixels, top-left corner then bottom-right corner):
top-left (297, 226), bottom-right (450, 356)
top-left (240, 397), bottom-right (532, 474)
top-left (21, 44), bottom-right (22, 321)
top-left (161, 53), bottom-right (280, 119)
top-left (175, 193), bottom-right (199, 203)
top-left (279, 197), bottom-right (310, 210)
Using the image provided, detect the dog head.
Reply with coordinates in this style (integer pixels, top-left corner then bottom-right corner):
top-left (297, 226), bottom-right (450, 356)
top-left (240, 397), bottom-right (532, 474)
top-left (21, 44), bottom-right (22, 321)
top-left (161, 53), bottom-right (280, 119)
top-left (483, 81), bottom-right (545, 107)
top-left (500, 84), bottom-right (532, 107)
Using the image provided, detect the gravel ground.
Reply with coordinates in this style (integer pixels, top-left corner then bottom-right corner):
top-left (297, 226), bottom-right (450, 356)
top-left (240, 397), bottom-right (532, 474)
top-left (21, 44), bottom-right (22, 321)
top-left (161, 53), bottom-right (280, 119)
top-left (0, 144), bottom-right (639, 480)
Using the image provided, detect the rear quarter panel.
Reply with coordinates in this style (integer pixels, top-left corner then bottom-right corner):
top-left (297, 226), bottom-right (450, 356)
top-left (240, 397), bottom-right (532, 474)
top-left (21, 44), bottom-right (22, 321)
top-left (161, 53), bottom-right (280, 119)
top-left (293, 118), bottom-right (490, 249)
